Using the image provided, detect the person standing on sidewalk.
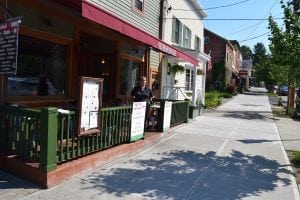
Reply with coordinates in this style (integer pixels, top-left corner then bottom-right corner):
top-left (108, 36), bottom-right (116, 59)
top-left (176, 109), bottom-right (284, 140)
top-left (131, 76), bottom-right (154, 128)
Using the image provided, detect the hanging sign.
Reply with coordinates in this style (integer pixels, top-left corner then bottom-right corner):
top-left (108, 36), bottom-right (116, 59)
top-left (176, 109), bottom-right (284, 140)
top-left (130, 101), bottom-right (146, 141)
top-left (0, 18), bottom-right (21, 75)
top-left (78, 76), bottom-right (103, 135)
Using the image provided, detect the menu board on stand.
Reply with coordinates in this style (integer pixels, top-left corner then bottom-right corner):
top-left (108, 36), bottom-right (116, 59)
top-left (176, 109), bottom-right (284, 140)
top-left (78, 76), bottom-right (103, 136)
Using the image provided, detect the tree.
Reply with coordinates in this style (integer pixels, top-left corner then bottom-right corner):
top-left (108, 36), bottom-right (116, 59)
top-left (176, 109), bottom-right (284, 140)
top-left (268, 0), bottom-right (300, 113)
top-left (252, 42), bottom-right (267, 67)
top-left (240, 45), bottom-right (252, 59)
top-left (251, 43), bottom-right (276, 87)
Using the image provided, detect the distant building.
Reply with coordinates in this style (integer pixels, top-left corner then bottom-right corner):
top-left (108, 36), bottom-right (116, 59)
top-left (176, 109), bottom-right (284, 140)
top-left (204, 28), bottom-right (242, 90)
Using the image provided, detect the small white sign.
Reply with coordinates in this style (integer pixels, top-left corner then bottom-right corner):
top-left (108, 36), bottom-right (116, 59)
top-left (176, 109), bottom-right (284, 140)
top-left (163, 101), bottom-right (172, 131)
top-left (130, 102), bottom-right (146, 141)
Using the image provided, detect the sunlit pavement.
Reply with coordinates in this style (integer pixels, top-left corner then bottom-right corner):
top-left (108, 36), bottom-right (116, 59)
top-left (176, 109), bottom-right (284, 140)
top-left (19, 87), bottom-right (300, 200)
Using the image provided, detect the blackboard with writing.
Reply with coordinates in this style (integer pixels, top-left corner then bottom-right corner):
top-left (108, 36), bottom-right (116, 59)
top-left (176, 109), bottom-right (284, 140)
top-left (0, 19), bottom-right (21, 75)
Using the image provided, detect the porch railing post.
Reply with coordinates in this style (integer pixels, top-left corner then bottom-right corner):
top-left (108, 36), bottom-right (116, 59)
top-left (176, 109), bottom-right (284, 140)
top-left (40, 108), bottom-right (58, 172)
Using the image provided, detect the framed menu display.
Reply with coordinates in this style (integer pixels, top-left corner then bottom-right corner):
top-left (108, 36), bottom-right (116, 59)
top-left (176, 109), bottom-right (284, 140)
top-left (78, 76), bottom-right (103, 135)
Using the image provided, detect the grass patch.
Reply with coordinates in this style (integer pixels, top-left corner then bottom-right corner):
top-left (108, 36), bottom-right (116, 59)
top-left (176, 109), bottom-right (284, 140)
top-left (287, 150), bottom-right (300, 184)
top-left (291, 151), bottom-right (300, 167)
top-left (267, 92), bottom-right (278, 97)
top-left (272, 106), bottom-right (286, 117)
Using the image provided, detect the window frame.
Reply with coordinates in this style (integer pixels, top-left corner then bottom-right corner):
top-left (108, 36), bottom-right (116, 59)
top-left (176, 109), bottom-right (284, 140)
top-left (194, 36), bottom-right (201, 51)
top-left (182, 26), bottom-right (191, 49)
top-left (131, 0), bottom-right (145, 16)
top-left (7, 26), bottom-right (72, 102)
top-left (172, 17), bottom-right (182, 44)
top-left (185, 68), bottom-right (194, 91)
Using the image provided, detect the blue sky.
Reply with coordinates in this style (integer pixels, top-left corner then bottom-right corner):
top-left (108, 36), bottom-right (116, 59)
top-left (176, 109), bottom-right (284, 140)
top-left (198, 0), bottom-right (285, 52)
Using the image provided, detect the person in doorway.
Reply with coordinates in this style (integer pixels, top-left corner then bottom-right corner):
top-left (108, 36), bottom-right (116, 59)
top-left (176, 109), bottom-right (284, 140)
top-left (131, 76), bottom-right (154, 129)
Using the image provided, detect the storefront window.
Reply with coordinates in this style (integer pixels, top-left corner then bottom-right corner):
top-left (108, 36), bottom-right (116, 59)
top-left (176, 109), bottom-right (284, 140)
top-left (119, 59), bottom-right (141, 95)
top-left (8, 34), bottom-right (66, 96)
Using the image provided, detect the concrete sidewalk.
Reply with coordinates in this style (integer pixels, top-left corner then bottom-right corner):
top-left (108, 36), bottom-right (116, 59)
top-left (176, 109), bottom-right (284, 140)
top-left (14, 87), bottom-right (299, 200)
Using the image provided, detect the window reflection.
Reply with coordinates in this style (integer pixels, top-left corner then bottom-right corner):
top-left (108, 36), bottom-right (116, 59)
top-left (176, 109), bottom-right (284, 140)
top-left (119, 59), bottom-right (141, 95)
top-left (8, 34), bottom-right (66, 96)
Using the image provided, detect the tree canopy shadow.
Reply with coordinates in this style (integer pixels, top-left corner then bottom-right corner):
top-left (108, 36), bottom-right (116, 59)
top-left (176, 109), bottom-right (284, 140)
top-left (80, 150), bottom-right (293, 199)
top-left (221, 111), bottom-right (279, 121)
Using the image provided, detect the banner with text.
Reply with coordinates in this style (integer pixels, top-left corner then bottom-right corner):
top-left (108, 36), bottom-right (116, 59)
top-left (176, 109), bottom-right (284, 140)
top-left (130, 101), bottom-right (146, 142)
top-left (0, 18), bottom-right (21, 75)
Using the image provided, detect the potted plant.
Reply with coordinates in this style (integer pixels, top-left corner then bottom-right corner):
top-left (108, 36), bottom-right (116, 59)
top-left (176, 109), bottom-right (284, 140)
top-left (197, 69), bottom-right (205, 75)
top-left (171, 63), bottom-right (185, 75)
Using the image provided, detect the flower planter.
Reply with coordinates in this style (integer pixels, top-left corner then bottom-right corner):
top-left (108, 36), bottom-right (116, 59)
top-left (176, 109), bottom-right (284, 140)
top-left (188, 105), bottom-right (203, 119)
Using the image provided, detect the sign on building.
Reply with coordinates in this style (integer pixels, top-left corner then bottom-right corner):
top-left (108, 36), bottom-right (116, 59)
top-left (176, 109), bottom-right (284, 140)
top-left (0, 18), bottom-right (21, 75)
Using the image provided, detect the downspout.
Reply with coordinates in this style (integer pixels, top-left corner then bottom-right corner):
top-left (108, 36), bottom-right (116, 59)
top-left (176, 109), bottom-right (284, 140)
top-left (159, 0), bottom-right (165, 40)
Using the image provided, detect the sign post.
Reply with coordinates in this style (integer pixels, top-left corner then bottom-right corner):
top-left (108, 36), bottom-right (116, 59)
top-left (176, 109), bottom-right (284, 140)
top-left (130, 102), bottom-right (146, 142)
top-left (162, 101), bottom-right (172, 132)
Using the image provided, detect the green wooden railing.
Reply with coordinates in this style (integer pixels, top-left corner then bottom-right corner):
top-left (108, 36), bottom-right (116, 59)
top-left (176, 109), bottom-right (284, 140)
top-left (0, 105), bottom-right (132, 171)
top-left (56, 106), bottom-right (132, 163)
top-left (0, 106), bottom-right (41, 161)
top-left (0, 101), bottom-right (187, 172)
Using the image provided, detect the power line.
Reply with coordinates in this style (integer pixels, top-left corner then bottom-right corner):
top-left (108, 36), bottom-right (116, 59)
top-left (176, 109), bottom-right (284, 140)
top-left (164, 18), bottom-right (283, 21)
top-left (238, 22), bottom-right (284, 43)
top-left (225, 13), bottom-right (283, 37)
top-left (244, 0), bottom-right (280, 40)
top-left (239, 32), bottom-right (269, 42)
top-left (172, 0), bottom-right (251, 11)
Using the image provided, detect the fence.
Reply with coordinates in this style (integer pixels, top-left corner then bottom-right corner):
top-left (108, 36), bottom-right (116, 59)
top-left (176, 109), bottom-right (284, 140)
top-left (0, 101), bottom-right (187, 172)
top-left (0, 105), bottom-right (132, 172)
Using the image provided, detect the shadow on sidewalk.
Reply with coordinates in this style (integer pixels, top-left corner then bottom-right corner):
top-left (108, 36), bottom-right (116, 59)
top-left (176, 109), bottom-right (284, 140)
top-left (80, 150), bottom-right (293, 199)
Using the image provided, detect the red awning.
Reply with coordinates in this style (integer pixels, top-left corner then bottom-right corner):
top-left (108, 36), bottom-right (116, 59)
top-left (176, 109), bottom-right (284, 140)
top-left (81, 0), bottom-right (198, 66)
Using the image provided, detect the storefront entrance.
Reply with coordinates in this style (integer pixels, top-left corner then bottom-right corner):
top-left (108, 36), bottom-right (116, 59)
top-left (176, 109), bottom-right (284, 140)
top-left (79, 33), bottom-right (117, 106)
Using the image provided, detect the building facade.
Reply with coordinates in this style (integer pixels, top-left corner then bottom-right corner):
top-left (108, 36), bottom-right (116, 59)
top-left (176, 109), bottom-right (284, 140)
top-left (204, 29), bottom-right (242, 90)
top-left (0, 0), bottom-right (198, 107)
top-left (159, 0), bottom-right (210, 106)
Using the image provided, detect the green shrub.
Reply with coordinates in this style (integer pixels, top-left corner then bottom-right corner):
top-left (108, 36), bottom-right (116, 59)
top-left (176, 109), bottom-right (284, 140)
top-left (292, 151), bottom-right (300, 167)
top-left (205, 91), bottom-right (222, 109)
top-left (220, 93), bottom-right (233, 98)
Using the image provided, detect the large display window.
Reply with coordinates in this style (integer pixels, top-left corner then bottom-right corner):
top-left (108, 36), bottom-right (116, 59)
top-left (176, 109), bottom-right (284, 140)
top-left (7, 29), bottom-right (70, 97)
top-left (119, 59), bottom-right (142, 96)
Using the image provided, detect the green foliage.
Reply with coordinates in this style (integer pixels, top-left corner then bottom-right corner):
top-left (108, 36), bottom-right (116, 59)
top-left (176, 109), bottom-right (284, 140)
top-left (268, 0), bottom-right (300, 113)
top-left (205, 91), bottom-right (222, 109)
top-left (240, 45), bottom-right (253, 59)
top-left (292, 151), bottom-right (300, 167)
top-left (171, 63), bottom-right (185, 75)
top-left (212, 61), bottom-right (225, 83)
top-left (220, 93), bottom-right (233, 98)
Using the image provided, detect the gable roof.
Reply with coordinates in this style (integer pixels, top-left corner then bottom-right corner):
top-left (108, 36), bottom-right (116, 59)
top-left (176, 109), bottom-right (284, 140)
top-left (189, 0), bottom-right (207, 18)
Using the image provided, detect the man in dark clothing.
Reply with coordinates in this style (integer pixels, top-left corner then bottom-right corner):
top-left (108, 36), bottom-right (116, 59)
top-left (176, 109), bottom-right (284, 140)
top-left (131, 76), bottom-right (153, 105)
top-left (131, 76), bottom-right (154, 129)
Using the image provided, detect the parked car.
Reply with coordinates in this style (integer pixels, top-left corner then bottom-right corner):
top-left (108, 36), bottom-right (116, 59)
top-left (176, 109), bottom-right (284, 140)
top-left (278, 85), bottom-right (288, 96)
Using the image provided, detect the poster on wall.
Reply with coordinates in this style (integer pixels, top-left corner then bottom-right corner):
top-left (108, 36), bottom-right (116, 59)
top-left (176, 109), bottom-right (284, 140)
top-left (130, 101), bottom-right (146, 142)
top-left (0, 18), bottom-right (21, 75)
top-left (78, 76), bottom-right (103, 135)
top-left (163, 101), bottom-right (172, 132)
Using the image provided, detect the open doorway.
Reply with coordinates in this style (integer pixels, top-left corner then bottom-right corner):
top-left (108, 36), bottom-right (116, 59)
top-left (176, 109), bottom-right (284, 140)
top-left (79, 33), bottom-right (117, 106)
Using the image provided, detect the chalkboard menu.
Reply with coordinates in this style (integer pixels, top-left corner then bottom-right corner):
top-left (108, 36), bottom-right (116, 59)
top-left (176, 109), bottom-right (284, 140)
top-left (0, 18), bottom-right (21, 75)
top-left (78, 76), bottom-right (103, 136)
